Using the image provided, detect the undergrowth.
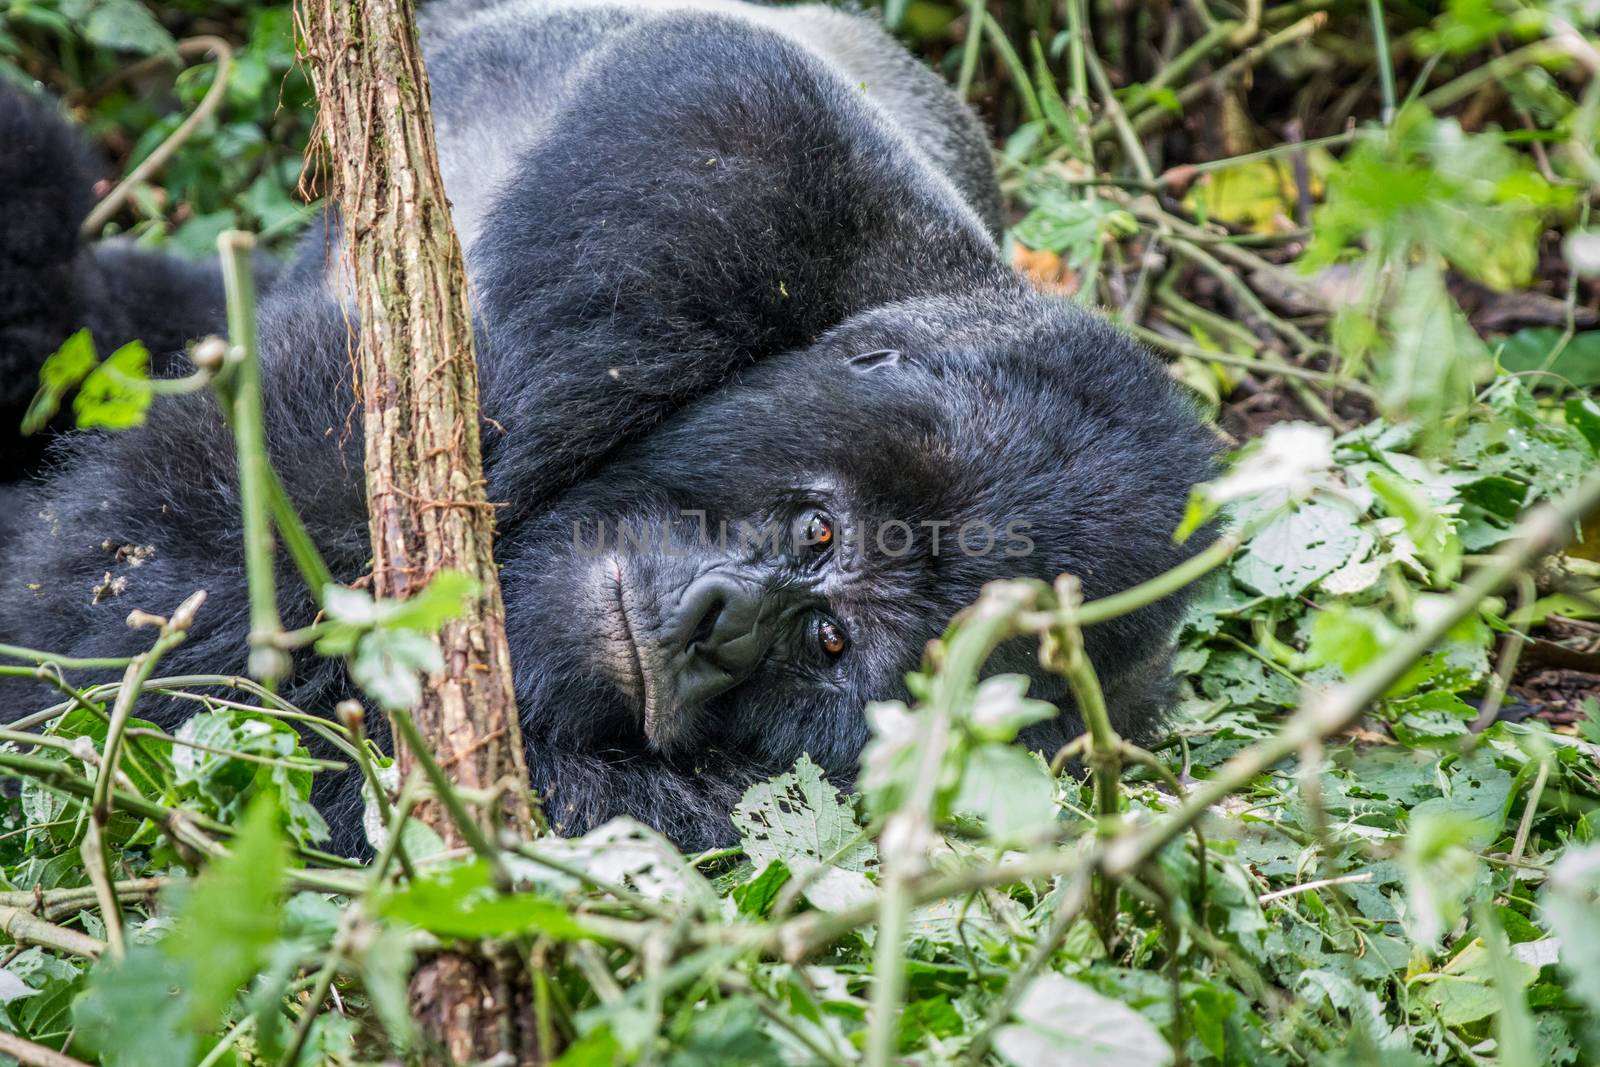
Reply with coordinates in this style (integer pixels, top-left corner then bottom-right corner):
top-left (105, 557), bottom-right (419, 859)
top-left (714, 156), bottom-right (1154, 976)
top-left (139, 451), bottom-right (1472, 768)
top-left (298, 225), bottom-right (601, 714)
top-left (1, 2), bottom-right (1599, 1066)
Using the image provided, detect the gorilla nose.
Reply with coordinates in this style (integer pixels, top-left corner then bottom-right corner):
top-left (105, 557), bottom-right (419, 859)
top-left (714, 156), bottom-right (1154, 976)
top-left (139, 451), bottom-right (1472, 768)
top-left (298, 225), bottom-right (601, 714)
top-left (669, 571), bottom-right (770, 694)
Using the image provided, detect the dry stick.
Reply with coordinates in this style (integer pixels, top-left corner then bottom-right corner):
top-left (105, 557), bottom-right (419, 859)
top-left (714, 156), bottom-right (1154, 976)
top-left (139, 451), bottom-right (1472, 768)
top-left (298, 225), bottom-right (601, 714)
top-left (0, 880), bottom-right (164, 923)
top-left (1258, 872), bottom-right (1374, 905)
top-left (1134, 202), bottom-right (1333, 312)
top-left (1510, 757), bottom-right (1552, 867)
top-left (1103, 467), bottom-right (1600, 879)
top-left (1172, 239), bottom-right (1323, 355)
top-left (0, 905), bottom-right (105, 960)
top-left (80, 36), bottom-right (235, 237)
top-left (1092, 19), bottom-right (1240, 142)
top-left (1419, 40), bottom-right (1569, 114)
top-left (1129, 14), bottom-right (1326, 142)
top-left (0, 1030), bottom-right (94, 1067)
top-left (298, 0), bottom-right (534, 1052)
top-left (1153, 287), bottom-right (1348, 431)
top-left (1129, 323), bottom-right (1355, 389)
top-left (1164, 235), bottom-right (1348, 429)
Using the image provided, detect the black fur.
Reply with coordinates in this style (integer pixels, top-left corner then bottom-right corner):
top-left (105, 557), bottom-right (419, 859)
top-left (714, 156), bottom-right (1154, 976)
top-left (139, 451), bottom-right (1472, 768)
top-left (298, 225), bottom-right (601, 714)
top-left (0, 1), bottom-right (1215, 853)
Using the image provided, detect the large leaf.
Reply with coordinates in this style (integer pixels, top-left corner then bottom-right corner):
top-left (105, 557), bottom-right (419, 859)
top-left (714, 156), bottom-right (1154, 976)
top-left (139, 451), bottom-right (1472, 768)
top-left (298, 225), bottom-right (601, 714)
top-left (993, 974), bottom-right (1172, 1067)
top-left (732, 754), bottom-right (874, 872)
top-left (164, 795), bottom-right (288, 1029)
top-left (21, 328), bottom-right (97, 434)
top-left (1496, 327), bottom-right (1600, 386)
top-left (84, 0), bottom-right (176, 56)
top-left (952, 744), bottom-right (1056, 843)
top-left (73, 340), bottom-right (151, 430)
top-left (1543, 844), bottom-right (1600, 1015)
top-left (1232, 500), bottom-right (1363, 598)
top-left (379, 860), bottom-right (594, 941)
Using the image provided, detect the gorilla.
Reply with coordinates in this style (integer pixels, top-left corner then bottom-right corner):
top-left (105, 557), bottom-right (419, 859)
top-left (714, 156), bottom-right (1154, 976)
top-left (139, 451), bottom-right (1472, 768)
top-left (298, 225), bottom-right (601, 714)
top-left (0, 0), bottom-right (1215, 852)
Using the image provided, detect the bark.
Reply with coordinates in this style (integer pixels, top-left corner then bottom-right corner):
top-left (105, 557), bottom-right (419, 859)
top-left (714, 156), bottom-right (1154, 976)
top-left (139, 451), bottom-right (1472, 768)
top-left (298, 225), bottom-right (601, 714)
top-left (297, 1), bottom-right (537, 1061)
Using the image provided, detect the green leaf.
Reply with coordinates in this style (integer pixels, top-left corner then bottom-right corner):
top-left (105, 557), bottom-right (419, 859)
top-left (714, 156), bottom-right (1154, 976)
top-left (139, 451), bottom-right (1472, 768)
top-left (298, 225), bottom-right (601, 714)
top-left (173, 710), bottom-right (329, 845)
top-left (1369, 467), bottom-right (1461, 581)
top-left (1399, 810), bottom-right (1487, 950)
top-left (1195, 648), bottom-right (1298, 708)
top-left (952, 744), bottom-right (1056, 843)
top-left (73, 948), bottom-right (195, 1067)
top-left (732, 754), bottom-right (874, 872)
top-left (1566, 394), bottom-right (1600, 452)
top-left (380, 860), bottom-right (594, 940)
top-left (84, 0), bottom-right (175, 56)
top-left (357, 924), bottom-right (417, 1051)
top-left (1410, 935), bottom-right (1537, 1027)
top-left (898, 995), bottom-right (963, 1051)
top-left (1543, 844), bottom-right (1600, 1015)
top-left (1232, 500), bottom-right (1363, 598)
top-left (1382, 264), bottom-right (1490, 434)
top-left (552, 1027), bottom-right (621, 1067)
top-left (73, 340), bottom-right (151, 430)
top-left (731, 859), bottom-right (790, 917)
top-left (170, 210), bottom-right (237, 259)
top-left (1305, 605), bottom-right (1403, 680)
top-left (165, 794), bottom-right (288, 1030)
top-left (968, 673), bottom-right (1056, 741)
top-left (351, 627), bottom-right (444, 711)
top-left (993, 973), bottom-right (1173, 1067)
top-left (1497, 328), bottom-right (1600, 387)
top-left (22, 328), bottom-right (97, 434)
top-left (382, 570), bottom-right (478, 632)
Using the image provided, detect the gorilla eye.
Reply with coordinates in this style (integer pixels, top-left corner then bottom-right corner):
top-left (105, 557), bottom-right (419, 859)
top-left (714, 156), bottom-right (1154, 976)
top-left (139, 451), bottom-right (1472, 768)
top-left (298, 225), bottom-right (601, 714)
top-left (817, 618), bottom-right (848, 657)
top-left (798, 511), bottom-right (834, 550)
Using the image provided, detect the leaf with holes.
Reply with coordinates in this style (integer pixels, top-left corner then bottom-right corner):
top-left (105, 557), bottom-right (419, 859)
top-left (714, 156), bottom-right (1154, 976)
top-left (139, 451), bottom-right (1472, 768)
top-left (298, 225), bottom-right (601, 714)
top-left (732, 754), bottom-right (874, 873)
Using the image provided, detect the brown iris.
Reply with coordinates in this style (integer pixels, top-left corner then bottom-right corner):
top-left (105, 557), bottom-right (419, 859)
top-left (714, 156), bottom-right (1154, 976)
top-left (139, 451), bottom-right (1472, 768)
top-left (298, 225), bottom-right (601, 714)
top-left (819, 619), bottom-right (847, 656)
top-left (803, 513), bottom-right (833, 547)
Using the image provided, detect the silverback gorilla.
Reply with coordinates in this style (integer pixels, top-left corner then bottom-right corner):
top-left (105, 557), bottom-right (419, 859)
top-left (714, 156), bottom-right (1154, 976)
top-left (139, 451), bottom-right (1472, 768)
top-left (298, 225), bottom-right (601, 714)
top-left (0, 0), bottom-right (1216, 853)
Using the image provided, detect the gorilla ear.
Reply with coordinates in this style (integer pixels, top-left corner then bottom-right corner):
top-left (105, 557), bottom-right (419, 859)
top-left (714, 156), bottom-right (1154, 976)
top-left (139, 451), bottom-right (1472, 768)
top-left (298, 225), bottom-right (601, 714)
top-left (847, 349), bottom-right (901, 372)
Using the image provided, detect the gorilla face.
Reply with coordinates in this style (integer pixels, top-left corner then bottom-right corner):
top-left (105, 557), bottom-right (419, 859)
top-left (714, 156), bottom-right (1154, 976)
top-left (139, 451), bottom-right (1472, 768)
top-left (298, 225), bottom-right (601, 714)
top-left (496, 301), bottom-right (1215, 786)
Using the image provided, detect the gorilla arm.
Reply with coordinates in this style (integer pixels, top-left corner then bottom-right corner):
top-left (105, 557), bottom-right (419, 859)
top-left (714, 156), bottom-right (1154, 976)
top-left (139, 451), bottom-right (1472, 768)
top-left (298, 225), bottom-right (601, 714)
top-left (463, 18), bottom-right (1007, 519)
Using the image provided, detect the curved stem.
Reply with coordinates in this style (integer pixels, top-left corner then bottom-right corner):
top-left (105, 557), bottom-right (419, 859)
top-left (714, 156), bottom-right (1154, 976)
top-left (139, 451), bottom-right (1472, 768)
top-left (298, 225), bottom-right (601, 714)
top-left (80, 36), bottom-right (235, 236)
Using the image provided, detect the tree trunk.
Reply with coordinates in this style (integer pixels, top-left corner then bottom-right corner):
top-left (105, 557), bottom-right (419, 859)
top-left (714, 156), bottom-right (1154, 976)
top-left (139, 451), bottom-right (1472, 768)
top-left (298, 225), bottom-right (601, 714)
top-left (297, 1), bottom-right (536, 1061)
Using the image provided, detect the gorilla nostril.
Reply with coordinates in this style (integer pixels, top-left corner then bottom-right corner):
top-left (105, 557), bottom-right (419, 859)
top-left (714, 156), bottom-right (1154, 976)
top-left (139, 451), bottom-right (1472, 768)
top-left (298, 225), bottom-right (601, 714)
top-left (686, 590), bottom-right (723, 649)
top-left (670, 571), bottom-right (768, 679)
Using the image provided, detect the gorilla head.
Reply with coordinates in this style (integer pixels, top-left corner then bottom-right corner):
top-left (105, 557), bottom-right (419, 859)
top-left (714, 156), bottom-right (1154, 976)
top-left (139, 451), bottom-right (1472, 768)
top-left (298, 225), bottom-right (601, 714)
top-left (499, 293), bottom-right (1213, 835)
